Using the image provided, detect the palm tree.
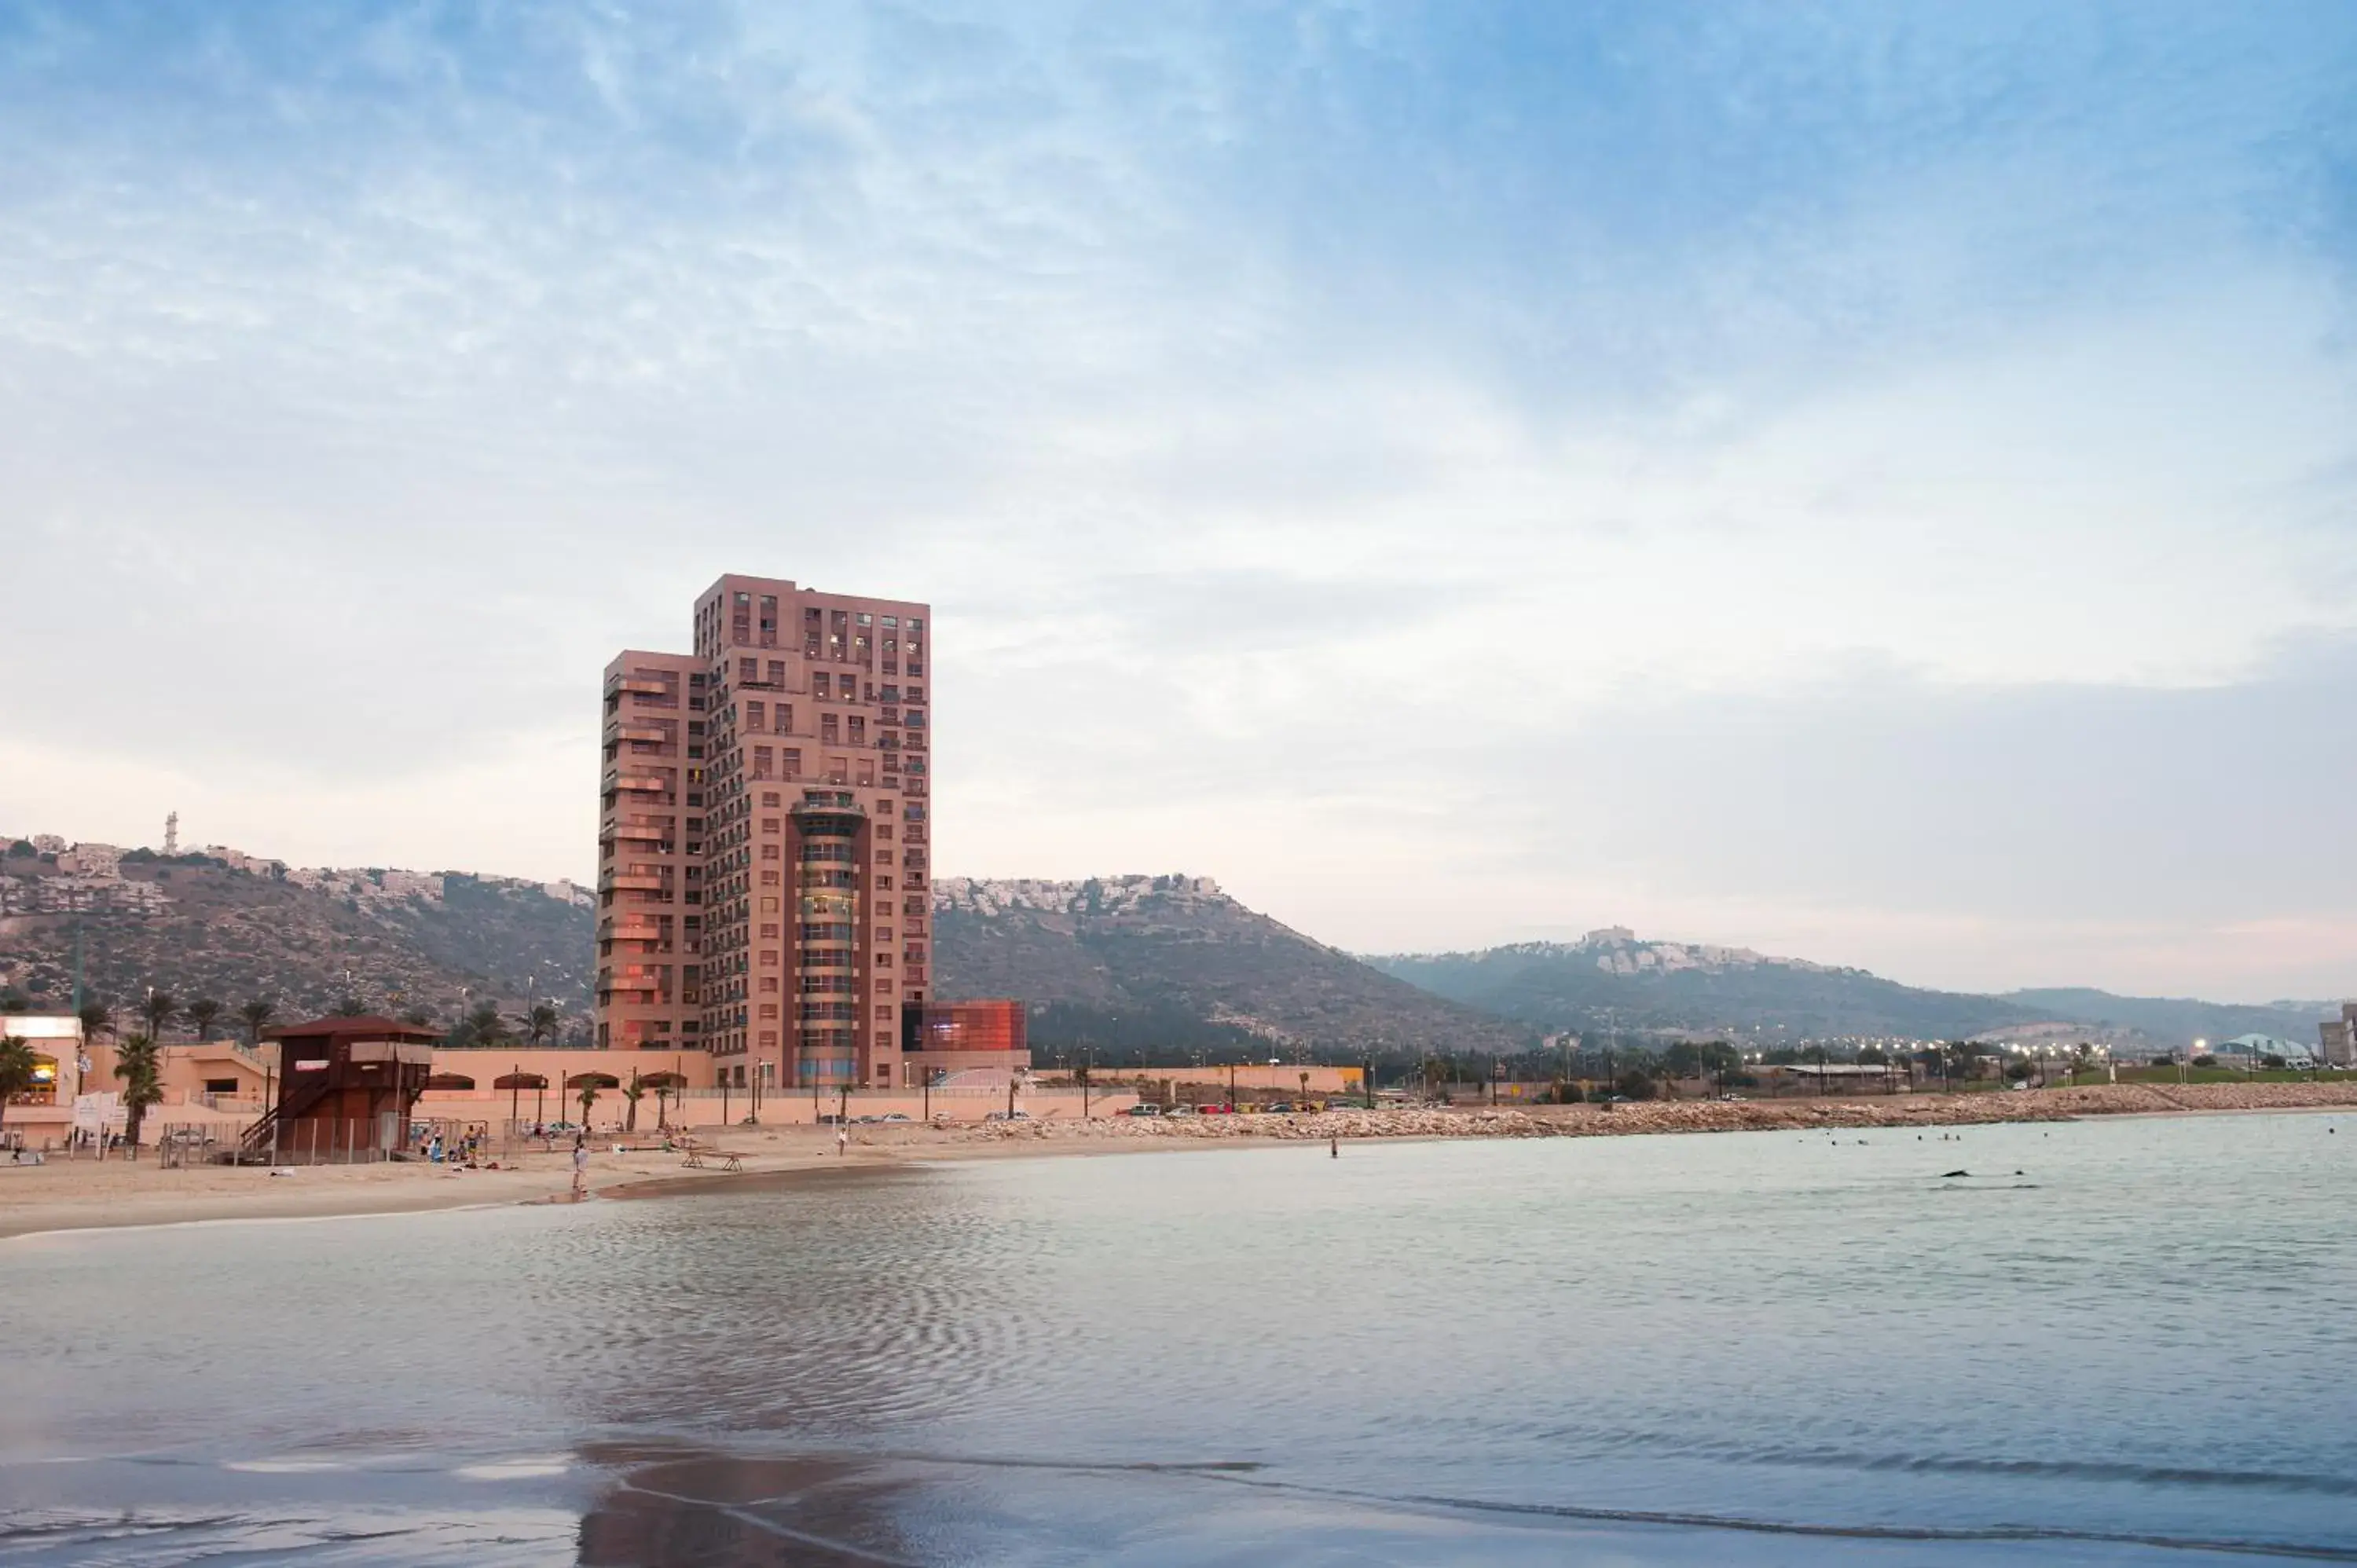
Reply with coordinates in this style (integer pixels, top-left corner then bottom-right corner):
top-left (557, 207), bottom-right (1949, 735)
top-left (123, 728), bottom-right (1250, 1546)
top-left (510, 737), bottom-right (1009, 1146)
top-left (577, 1081), bottom-right (599, 1127)
top-left (622, 1070), bottom-right (644, 1133)
top-left (187, 998), bottom-right (223, 1041)
top-left (142, 990), bottom-right (177, 1043)
top-left (78, 1001), bottom-right (115, 1045)
top-left (113, 1032), bottom-right (165, 1151)
top-left (467, 1001), bottom-right (508, 1048)
top-left (0, 1035), bottom-right (36, 1138)
top-left (237, 998), bottom-right (276, 1046)
top-left (526, 1003), bottom-right (559, 1046)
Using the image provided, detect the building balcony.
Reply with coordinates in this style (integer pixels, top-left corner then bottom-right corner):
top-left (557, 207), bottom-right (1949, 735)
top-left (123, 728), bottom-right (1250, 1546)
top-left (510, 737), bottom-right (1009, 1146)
top-left (603, 873), bottom-right (668, 892)
top-left (619, 677), bottom-right (669, 696)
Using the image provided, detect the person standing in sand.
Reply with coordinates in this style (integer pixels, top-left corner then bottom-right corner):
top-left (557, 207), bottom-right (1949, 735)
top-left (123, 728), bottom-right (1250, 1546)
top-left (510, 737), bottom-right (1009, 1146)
top-left (570, 1134), bottom-right (588, 1200)
top-left (838, 1127), bottom-right (849, 1158)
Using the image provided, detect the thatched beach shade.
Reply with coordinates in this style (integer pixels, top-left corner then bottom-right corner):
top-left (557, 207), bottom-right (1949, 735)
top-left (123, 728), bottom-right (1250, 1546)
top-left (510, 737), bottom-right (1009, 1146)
top-left (423, 1072), bottom-right (477, 1091)
top-left (568, 1071), bottom-right (621, 1125)
top-left (638, 1069), bottom-right (689, 1130)
top-left (496, 1070), bottom-right (550, 1125)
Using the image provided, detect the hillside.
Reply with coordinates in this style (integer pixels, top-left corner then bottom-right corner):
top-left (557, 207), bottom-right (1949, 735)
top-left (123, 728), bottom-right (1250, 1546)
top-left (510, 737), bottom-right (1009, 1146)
top-left (1369, 931), bottom-right (2041, 1041)
top-left (932, 876), bottom-right (1530, 1055)
top-left (1999, 988), bottom-right (2326, 1048)
top-left (0, 852), bottom-right (595, 1034)
top-left (1369, 930), bottom-right (2337, 1046)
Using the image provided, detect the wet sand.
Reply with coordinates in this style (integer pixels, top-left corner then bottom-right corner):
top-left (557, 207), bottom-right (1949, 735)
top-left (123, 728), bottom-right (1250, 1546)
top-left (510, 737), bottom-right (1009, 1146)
top-left (8, 1079), bottom-right (2355, 1241)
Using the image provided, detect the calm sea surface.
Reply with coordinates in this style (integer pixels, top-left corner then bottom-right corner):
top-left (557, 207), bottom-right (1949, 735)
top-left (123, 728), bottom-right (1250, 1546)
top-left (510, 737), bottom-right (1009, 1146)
top-left (5, 1113), bottom-right (2356, 1565)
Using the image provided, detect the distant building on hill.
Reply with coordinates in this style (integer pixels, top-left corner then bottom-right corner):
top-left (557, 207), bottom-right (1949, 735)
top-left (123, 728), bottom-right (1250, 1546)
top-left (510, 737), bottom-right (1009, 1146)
top-left (594, 574), bottom-right (935, 1094)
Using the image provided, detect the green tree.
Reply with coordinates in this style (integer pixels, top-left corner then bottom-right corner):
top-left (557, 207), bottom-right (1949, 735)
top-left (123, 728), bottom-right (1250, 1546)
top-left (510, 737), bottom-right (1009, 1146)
top-left (113, 1032), bottom-right (166, 1149)
top-left (400, 1007), bottom-right (433, 1028)
top-left (79, 1001), bottom-right (115, 1044)
top-left (578, 1081), bottom-right (599, 1126)
top-left (0, 986), bottom-right (31, 1013)
top-left (0, 1035), bottom-right (37, 1138)
top-left (331, 995), bottom-right (368, 1017)
top-left (622, 1072), bottom-right (644, 1133)
top-left (237, 998), bottom-right (276, 1046)
top-left (1615, 1067), bottom-right (1659, 1101)
top-left (526, 1003), bottom-right (559, 1046)
top-left (187, 998), bottom-right (223, 1041)
top-left (141, 990), bottom-right (177, 1043)
top-left (468, 1001), bottom-right (509, 1048)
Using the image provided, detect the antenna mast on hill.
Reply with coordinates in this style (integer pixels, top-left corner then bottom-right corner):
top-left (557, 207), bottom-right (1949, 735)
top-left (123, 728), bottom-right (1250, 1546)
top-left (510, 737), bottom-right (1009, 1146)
top-left (163, 811), bottom-right (179, 856)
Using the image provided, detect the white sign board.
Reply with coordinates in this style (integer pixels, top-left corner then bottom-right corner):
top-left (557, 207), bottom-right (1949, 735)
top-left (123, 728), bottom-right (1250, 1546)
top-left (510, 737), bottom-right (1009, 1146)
top-left (71, 1093), bottom-right (126, 1132)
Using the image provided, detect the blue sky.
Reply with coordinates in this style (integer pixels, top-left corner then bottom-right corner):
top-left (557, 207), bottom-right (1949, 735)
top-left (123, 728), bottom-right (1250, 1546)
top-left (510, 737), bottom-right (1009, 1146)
top-left (3, 2), bottom-right (2355, 999)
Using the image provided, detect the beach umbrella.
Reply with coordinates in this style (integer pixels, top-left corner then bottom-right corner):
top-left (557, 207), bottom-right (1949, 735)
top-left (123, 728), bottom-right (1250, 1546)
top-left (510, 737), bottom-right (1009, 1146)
top-left (496, 1068), bottom-right (548, 1126)
top-left (566, 1072), bottom-right (619, 1127)
top-left (638, 1070), bottom-right (688, 1130)
top-left (423, 1072), bottom-right (476, 1091)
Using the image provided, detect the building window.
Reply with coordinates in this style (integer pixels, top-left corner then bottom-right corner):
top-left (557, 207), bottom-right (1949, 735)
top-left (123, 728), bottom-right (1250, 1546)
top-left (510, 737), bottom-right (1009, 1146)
top-left (739, 657), bottom-right (757, 681)
top-left (762, 792), bottom-right (781, 808)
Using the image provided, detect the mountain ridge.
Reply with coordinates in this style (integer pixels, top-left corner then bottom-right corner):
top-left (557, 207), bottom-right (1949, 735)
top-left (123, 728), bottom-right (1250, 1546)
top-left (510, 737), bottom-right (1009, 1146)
top-left (1368, 929), bottom-right (2334, 1046)
top-left (4, 830), bottom-right (2335, 1050)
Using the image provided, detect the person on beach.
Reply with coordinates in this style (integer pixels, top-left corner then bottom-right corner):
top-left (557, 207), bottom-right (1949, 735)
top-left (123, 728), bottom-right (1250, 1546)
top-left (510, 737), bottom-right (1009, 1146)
top-left (570, 1134), bottom-right (588, 1200)
top-left (837, 1127), bottom-right (849, 1158)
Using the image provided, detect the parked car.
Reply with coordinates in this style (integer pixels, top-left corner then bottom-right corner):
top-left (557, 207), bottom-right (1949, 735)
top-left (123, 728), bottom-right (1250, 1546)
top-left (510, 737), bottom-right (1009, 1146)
top-left (1164, 1105), bottom-right (1198, 1116)
top-left (1126, 1104), bottom-right (1162, 1116)
top-left (1263, 1101), bottom-right (1296, 1113)
top-left (1199, 1103), bottom-right (1233, 1115)
top-left (878, 1112), bottom-right (913, 1123)
top-left (984, 1109), bottom-right (1033, 1122)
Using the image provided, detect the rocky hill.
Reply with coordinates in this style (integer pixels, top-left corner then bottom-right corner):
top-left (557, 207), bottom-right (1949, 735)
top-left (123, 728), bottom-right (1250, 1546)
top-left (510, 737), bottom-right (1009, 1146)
top-left (1369, 929), bottom-right (2334, 1046)
top-left (931, 875), bottom-right (1530, 1055)
top-left (0, 848), bottom-right (596, 1035)
top-left (7, 828), bottom-right (2328, 1054)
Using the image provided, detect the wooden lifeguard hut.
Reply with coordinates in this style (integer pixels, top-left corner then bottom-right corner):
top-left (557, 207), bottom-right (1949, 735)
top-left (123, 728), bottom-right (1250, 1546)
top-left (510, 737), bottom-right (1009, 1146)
top-left (242, 1015), bottom-right (439, 1163)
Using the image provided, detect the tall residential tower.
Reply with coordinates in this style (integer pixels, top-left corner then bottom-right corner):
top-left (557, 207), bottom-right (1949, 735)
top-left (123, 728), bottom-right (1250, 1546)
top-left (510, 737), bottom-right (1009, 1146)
top-left (596, 575), bottom-right (933, 1090)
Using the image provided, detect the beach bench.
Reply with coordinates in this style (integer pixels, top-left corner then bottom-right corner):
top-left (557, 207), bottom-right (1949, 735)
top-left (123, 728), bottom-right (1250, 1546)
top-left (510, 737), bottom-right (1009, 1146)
top-left (681, 1149), bottom-right (745, 1172)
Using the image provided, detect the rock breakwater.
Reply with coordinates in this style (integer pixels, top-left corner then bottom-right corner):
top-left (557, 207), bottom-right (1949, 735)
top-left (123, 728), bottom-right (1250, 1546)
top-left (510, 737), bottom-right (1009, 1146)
top-left (955, 1079), bottom-right (2357, 1145)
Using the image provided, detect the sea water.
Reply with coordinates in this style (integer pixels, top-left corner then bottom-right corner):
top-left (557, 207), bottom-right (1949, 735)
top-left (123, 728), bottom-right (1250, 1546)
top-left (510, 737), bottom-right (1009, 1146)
top-left (3, 1112), bottom-right (2354, 1564)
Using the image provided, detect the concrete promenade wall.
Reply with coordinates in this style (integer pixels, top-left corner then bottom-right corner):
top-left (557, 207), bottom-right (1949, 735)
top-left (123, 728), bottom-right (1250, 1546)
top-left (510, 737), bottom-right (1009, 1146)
top-left (415, 1085), bottom-right (1140, 1131)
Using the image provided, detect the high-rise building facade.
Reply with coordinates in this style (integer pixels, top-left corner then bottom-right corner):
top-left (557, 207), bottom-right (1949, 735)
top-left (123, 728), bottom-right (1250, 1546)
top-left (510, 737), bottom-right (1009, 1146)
top-left (595, 575), bottom-right (933, 1090)
top-left (595, 650), bottom-right (706, 1050)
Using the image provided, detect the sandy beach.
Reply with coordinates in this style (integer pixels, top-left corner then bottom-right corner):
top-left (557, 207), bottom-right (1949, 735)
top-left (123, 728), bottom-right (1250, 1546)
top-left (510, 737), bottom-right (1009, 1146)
top-left (7, 1078), bottom-right (2355, 1243)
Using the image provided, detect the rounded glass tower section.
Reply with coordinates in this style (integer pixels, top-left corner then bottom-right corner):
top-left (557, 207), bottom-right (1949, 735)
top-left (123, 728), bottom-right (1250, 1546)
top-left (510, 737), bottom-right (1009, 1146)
top-left (791, 789), bottom-right (865, 1085)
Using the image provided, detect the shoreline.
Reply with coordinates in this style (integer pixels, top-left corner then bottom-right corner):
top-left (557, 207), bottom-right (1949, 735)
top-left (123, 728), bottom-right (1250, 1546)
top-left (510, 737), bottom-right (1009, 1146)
top-left (8, 1079), bottom-right (2355, 1244)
